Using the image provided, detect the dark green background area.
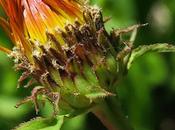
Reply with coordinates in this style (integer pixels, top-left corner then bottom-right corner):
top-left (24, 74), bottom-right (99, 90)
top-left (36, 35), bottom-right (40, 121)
top-left (0, 0), bottom-right (175, 130)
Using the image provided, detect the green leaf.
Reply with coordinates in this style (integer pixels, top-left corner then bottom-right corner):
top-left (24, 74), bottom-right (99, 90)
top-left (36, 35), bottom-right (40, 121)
top-left (14, 116), bottom-right (64, 130)
top-left (75, 75), bottom-right (112, 99)
top-left (127, 43), bottom-right (175, 70)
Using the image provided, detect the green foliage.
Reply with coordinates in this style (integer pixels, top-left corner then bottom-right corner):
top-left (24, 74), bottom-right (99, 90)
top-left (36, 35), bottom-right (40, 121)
top-left (127, 43), bottom-right (175, 69)
top-left (14, 116), bottom-right (64, 130)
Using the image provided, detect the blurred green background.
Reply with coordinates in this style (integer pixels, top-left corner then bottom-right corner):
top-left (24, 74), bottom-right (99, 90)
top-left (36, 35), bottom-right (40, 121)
top-left (0, 0), bottom-right (175, 130)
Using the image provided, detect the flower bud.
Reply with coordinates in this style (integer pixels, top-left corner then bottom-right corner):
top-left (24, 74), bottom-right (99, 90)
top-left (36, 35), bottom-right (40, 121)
top-left (0, 0), bottom-right (139, 115)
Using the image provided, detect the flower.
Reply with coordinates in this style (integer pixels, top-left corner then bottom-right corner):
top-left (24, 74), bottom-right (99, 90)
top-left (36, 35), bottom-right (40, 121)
top-left (0, 0), bottom-right (83, 59)
top-left (0, 0), bottom-right (139, 115)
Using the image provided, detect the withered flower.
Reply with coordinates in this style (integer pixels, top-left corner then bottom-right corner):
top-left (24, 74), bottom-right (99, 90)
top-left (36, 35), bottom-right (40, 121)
top-left (0, 0), bottom-right (143, 114)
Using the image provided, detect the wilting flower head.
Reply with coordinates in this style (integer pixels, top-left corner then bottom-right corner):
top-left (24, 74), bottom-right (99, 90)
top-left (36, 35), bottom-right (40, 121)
top-left (0, 0), bottom-right (137, 115)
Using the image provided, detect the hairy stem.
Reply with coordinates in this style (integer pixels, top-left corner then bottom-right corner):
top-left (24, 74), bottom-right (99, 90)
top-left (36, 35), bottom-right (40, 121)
top-left (92, 97), bottom-right (134, 130)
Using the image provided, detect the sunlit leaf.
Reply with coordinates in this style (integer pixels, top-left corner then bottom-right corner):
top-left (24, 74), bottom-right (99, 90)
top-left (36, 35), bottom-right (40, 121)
top-left (14, 116), bottom-right (64, 130)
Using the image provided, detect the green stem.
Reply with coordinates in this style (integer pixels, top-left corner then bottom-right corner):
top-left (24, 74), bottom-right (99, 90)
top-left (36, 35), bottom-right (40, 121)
top-left (92, 96), bottom-right (134, 130)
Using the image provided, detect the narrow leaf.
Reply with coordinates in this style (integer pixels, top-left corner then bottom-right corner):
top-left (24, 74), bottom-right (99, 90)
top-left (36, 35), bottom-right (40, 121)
top-left (127, 43), bottom-right (175, 70)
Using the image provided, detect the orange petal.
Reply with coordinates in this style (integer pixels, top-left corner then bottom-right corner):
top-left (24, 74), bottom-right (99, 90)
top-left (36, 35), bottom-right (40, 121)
top-left (0, 45), bottom-right (11, 54)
